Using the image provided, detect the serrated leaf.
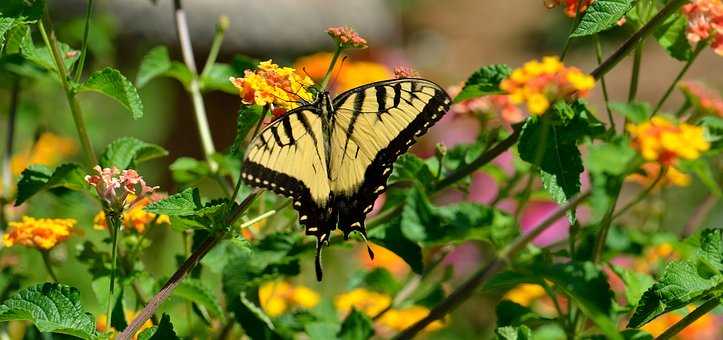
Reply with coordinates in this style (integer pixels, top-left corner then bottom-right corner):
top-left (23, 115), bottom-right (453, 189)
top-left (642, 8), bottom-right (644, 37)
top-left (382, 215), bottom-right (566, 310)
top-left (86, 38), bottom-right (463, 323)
top-left (0, 0), bottom-right (45, 20)
top-left (629, 229), bottom-right (723, 328)
top-left (0, 17), bottom-right (15, 46)
top-left (0, 283), bottom-right (97, 339)
top-left (137, 314), bottom-right (179, 340)
top-left (337, 308), bottom-right (373, 340)
top-left (15, 163), bottom-right (87, 205)
top-left (79, 67), bottom-right (144, 119)
top-left (135, 46), bottom-right (192, 88)
top-left (611, 265), bottom-right (655, 307)
top-left (653, 14), bottom-right (693, 61)
top-left (571, 0), bottom-right (634, 37)
top-left (454, 64), bottom-right (511, 102)
top-left (172, 278), bottom-right (225, 322)
top-left (608, 101), bottom-right (651, 123)
top-left (586, 137), bottom-right (636, 176)
top-left (231, 105), bottom-right (264, 156)
top-left (200, 63), bottom-right (237, 93)
top-left (496, 325), bottom-right (533, 340)
top-left (110, 289), bottom-right (127, 331)
top-left (100, 137), bottom-right (167, 169)
top-left (145, 188), bottom-right (199, 216)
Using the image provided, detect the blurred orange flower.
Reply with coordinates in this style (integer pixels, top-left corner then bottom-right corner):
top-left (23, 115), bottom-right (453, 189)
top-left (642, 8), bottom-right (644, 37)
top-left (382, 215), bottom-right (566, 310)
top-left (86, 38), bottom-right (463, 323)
top-left (334, 288), bottom-right (391, 317)
top-left (679, 80), bottom-right (723, 117)
top-left (10, 132), bottom-right (76, 176)
top-left (682, 0), bottom-right (723, 55)
top-left (294, 53), bottom-right (392, 93)
top-left (545, 0), bottom-right (594, 17)
top-left (378, 306), bottom-right (445, 333)
top-left (93, 196), bottom-right (170, 234)
top-left (503, 283), bottom-right (547, 306)
top-left (500, 56), bottom-right (594, 115)
top-left (627, 162), bottom-right (692, 188)
top-left (447, 84), bottom-right (525, 124)
top-left (3, 216), bottom-right (75, 250)
top-left (642, 306), bottom-right (720, 339)
top-left (230, 60), bottom-right (315, 116)
top-left (259, 281), bottom-right (320, 317)
top-left (627, 116), bottom-right (709, 165)
top-left (358, 243), bottom-right (409, 277)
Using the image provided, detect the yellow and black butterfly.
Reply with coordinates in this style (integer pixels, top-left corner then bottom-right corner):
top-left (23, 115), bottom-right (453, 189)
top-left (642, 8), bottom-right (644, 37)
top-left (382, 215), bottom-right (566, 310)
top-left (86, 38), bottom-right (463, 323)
top-left (241, 78), bottom-right (451, 280)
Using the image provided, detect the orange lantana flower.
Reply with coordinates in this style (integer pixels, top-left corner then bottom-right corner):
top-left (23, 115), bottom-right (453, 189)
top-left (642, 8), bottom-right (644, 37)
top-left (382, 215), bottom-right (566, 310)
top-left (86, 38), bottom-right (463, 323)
top-left (3, 217), bottom-right (76, 250)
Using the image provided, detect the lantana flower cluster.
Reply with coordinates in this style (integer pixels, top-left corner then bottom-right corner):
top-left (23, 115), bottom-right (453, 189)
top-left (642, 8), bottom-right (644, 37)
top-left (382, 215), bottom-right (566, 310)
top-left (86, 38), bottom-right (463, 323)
top-left (627, 116), bottom-right (710, 165)
top-left (230, 60), bottom-right (315, 116)
top-left (679, 80), bottom-right (723, 117)
top-left (85, 166), bottom-right (158, 213)
top-left (447, 84), bottom-right (525, 124)
top-left (326, 26), bottom-right (368, 49)
top-left (3, 217), bottom-right (76, 250)
top-left (500, 56), bottom-right (595, 115)
top-left (259, 281), bottom-right (320, 317)
top-left (544, 0), bottom-right (594, 17)
top-left (682, 0), bottom-right (723, 55)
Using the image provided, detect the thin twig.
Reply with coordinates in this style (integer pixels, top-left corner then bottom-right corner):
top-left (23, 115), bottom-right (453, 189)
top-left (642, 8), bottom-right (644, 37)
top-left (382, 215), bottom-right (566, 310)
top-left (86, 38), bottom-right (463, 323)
top-left (651, 41), bottom-right (707, 116)
top-left (393, 191), bottom-right (591, 339)
top-left (560, 0), bottom-right (586, 61)
top-left (591, 0), bottom-right (688, 80)
top-left (118, 191), bottom-right (260, 339)
top-left (40, 251), bottom-right (59, 283)
top-left (74, 0), bottom-right (94, 81)
top-left (594, 35), bottom-right (615, 131)
top-left (611, 167), bottom-right (666, 221)
top-left (655, 298), bottom-right (721, 340)
top-left (173, 0), bottom-right (218, 172)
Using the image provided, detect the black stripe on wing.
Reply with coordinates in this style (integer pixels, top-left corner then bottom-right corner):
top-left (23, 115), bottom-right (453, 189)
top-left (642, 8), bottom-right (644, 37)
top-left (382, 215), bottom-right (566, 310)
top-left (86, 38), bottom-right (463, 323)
top-left (332, 78), bottom-right (452, 239)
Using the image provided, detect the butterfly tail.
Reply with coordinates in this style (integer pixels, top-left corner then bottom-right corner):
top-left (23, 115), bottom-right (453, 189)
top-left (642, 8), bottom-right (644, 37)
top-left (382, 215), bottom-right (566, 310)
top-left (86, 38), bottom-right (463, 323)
top-left (314, 238), bottom-right (324, 281)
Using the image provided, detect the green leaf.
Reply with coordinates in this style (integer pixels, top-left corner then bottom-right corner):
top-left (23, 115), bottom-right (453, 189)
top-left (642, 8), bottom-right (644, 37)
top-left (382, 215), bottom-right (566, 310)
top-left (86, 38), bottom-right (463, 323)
top-left (629, 229), bottom-right (723, 328)
top-left (135, 46), bottom-right (192, 88)
top-left (350, 268), bottom-right (401, 296)
top-left (169, 157), bottom-right (210, 184)
top-left (0, 283), bottom-right (97, 339)
top-left (172, 278), bottom-right (225, 322)
top-left (79, 67), bottom-right (144, 119)
top-left (586, 137), bottom-right (636, 176)
top-left (232, 105), bottom-right (265, 156)
top-left (388, 154), bottom-right (436, 192)
top-left (653, 14), bottom-right (693, 61)
top-left (306, 321), bottom-right (340, 339)
top-left (145, 188), bottom-right (199, 216)
top-left (0, 0), bottom-right (45, 20)
top-left (609, 101), bottom-right (651, 124)
top-left (15, 163), bottom-right (87, 205)
top-left (110, 290), bottom-right (127, 331)
top-left (200, 63), bottom-right (238, 93)
top-left (495, 325), bottom-right (533, 340)
top-left (537, 261), bottom-right (621, 340)
top-left (100, 137), bottom-right (167, 169)
top-left (337, 308), bottom-right (373, 340)
top-left (368, 217), bottom-right (424, 274)
top-left (571, 0), bottom-right (634, 37)
top-left (226, 290), bottom-right (282, 340)
top-left (611, 265), bottom-right (655, 307)
top-left (454, 64), bottom-right (511, 102)
top-left (681, 158), bottom-right (723, 197)
top-left (0, 17), bottom-right (15, 46)
top-left (495, 300), bottom-right (546, 327)
top-left (399, 187), bottom-right (517, 247)
top-left (19, 30), bottom-right (79, 72)
top-left (137, 314), bottom-right (179, 340)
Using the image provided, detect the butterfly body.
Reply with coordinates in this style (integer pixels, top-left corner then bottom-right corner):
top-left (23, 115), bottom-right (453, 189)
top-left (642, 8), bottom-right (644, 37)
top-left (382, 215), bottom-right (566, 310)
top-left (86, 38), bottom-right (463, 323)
top-left (241, 78), bottom-right (451, 280)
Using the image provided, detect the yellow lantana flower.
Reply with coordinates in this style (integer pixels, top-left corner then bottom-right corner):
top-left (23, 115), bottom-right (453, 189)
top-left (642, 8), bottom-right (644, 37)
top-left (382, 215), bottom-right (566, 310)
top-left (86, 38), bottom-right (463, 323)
top-left (230, 60), bottom-right (314, 116)
top-left (3, 216), bottom-right (75, 250)
top-left (259, 281), bottom-right (320, 317)
top-left (378, 306), bottom-right (445, 333)
top-left (97, 310), bottom-right (153, 339)
top-left (503, 283), bottom-right (547, 306)
top-left (501, 56), bottom-right (594, 115)
top-left (627, 116), bottom-right (709, 165)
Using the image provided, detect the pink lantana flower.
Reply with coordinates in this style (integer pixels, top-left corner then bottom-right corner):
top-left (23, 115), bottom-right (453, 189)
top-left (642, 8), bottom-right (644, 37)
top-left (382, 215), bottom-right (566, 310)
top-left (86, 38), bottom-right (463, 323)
top-left (393, 66), bottom-right (420, 79)
top-left (682, 0), bottom-right (723, 55)
top-left (327, 26), bottom-right (368, 49)
top-left (85, 166), bottom-right (158, 212)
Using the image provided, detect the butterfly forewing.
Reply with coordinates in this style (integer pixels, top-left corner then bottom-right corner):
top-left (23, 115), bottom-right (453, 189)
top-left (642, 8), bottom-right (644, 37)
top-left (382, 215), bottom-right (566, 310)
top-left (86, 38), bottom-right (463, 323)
top-left (329, 78), bottom-right (452, 237)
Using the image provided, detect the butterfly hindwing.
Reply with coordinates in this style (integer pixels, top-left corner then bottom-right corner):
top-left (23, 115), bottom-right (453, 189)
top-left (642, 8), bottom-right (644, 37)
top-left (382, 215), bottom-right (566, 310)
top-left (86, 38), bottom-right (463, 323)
top-left (242, 107), bottom-right (335, 243)
top-left (329, 78), bottom-right (452, 238)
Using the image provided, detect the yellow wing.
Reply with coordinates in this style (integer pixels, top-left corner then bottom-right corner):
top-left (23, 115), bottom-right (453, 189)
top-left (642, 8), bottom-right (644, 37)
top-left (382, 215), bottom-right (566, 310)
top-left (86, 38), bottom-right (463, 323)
top-left (329, 78), bottom-right (451, 237)
top-left (242, 107), bottom-right (333, 241)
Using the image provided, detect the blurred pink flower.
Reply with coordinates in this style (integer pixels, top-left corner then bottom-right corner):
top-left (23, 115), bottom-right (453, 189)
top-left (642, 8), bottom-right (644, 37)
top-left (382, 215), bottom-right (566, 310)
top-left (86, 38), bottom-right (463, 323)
top-left (414, 110), bottom-right (481, 158)
top-left (517, 200), bottom-right (589, 247)
top-left (492, 150), bottom-right (516, 177)
top-left (369, 194), bottom-right (386, 217)
top-left (468, 171), bottom-right (499, 204)
top-left (441, 243), bottom-right (481, 278)
top-left (393, 66), bottom-right (420, 79)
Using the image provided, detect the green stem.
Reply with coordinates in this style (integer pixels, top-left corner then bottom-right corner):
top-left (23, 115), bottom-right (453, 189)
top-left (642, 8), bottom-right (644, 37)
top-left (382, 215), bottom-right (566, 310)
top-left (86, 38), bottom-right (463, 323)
top-left (591, 0), bottom-right (688, 80)
top-left (592, 179), bottom-right (623, 263)
top-left (655, 298), bottom-right (721, 340)
top-left (611, 167), bottom-right (666, 221)
top-left (319, 46), bottom-right (342, 90)
top-left (628, 44), bottom-right (643, 102)
top-left (74, 0), bottom-right (94, 81)
top-left (106, 212), bottom-right (122, 323)
top-left (173, 0), bottom-right (218, 172)
top-left (40, 251), bottom-right (59, 282)
top-left (200, 16), bottom-right (229, 79)
top-left (38, 16), bottom-right (98, 166)
top-left (652, 42), bottom-right (707, 116)
top-left (594, 35), bottom-right (615, 131)
top-left (560, 0), bottom-right (586, 61)
top-left (1, 79), bottom-right (20, 229)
